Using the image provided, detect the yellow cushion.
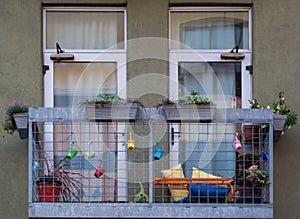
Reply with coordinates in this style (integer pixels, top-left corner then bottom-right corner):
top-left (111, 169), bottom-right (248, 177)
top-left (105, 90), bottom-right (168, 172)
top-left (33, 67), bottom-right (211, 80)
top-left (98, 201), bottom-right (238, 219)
top-left (192, 167), bottom-right (221, 179)
top-left (161, 163), bottom-right (189, 201)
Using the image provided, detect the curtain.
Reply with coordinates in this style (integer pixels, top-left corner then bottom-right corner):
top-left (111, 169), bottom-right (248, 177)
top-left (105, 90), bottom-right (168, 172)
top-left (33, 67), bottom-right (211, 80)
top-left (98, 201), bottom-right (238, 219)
top-left (46, 11), bottom-right (124, 49)
top-left (171, 11), bottom-right (249, 49)
top-left (54, 62), bottom-right (117, 107)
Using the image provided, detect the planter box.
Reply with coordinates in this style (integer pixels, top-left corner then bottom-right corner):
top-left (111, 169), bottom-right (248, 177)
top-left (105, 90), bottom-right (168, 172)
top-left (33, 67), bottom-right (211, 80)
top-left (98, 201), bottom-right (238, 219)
top-left (163, 104), bottom-right (216, 122)
top-left (13, 112), bottom-right (28, 139)
top-left (85, 102), bottom-right (140, 122)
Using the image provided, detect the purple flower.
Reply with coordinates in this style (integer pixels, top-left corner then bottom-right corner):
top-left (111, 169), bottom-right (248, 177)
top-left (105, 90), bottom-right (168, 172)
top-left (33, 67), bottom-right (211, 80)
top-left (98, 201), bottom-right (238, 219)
top-left (11, 99), bottom-right (19, 105)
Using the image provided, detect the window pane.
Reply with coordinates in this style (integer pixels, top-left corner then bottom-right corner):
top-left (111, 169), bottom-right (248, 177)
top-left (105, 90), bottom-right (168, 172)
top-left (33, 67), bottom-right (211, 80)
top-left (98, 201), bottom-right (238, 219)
top-left (178, 62), bottom-right (241, 107)
top-left (46, 11), bottom-right (124, 49)
top-left (171, 11), bottom-right (249, 49)
top-left (54, 62), bottom-right (117, 107)
top-left (178, 62), bottom-right (242, 178)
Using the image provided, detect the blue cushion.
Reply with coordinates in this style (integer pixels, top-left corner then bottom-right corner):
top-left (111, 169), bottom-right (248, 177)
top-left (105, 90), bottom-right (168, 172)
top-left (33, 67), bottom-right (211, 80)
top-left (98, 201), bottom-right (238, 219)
top-left (189, 183), bottom-right (230, 202)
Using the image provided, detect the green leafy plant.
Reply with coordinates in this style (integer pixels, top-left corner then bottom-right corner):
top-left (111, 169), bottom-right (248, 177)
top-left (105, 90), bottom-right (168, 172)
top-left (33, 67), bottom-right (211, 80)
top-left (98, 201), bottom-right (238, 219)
top-left (245, 165), bottom-right (270, 187)
top-left (249, 91), bottom-right (298, 134)
top-left (178, 91), bottom-right (213, 105)
top-left (94, 93), bottom-right (125, 104)
top-left (1, 99), bottom-right (29, 136)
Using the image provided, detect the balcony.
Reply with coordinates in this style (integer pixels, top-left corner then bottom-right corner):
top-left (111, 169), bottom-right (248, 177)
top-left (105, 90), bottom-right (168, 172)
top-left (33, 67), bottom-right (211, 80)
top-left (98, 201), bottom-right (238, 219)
top-left (28, 107), bottom-right (273, 218)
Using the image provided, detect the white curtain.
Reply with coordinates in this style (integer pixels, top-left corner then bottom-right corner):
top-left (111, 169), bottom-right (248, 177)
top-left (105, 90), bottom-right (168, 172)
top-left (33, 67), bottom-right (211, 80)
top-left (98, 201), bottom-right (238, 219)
top-left (54, 62), bottom-right (117, 107)
top-left (171, 11), bottom-right (249, 49)
top-left (46, 11), bottom-right (124, 49)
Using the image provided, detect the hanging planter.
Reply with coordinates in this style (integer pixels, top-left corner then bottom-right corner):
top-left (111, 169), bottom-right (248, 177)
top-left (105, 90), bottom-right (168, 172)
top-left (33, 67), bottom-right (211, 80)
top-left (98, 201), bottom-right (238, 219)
top-left (273, 114), bottom-right (287, 131)
top-left (13, 112), bottom-right (29, 139)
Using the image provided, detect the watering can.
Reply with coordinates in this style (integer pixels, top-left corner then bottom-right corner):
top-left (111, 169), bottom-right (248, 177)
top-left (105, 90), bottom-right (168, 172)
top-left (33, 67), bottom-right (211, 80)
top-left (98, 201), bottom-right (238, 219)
top-left (94, 160), bottom-right (105, 178)
top-left (127, 132), bottom-right (135, 152)
top-left (232, 133), bottom-right (243, 153)
top-left (66, 141), bottom-right (78, 160)
top-left (134, 182), bottom-right (148, 203)
top-left (83, 141), bottom-right (96, 159)
top-left (154, 142), bottom-right (164, 160)
top-left (33, 161), bottom-right (40, 173)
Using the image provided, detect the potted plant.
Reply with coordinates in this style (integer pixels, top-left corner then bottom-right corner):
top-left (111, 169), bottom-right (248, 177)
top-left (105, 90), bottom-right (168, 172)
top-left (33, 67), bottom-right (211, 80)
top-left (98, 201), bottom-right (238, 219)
top-left (35, 143), bottom-right (85, 202)
top-left (238, 165), bottom-right (271, 203)
top-left (249, 91), bottom-right (298, 142)
top-left (83, 93), bottom-right (142, 122)
top-left (1, 99), bottom-right (29, 139)
top-left (239, 164), bottom-right (270, 203)
top-left (162, 91), bottom-right (216, 122)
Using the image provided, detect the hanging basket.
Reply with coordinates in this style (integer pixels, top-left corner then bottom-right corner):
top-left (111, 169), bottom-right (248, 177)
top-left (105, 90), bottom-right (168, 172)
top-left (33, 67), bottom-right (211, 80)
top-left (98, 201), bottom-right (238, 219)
top-left (13, 112), bottom-right (29, 139)
top-left (273, 114), bottom-right (287, 131)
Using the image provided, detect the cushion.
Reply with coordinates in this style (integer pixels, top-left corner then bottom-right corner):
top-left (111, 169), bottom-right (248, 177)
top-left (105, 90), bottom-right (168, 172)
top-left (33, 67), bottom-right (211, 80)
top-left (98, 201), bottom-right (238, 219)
top-left (192, 167), bottom-right (233, 185)
top-left (161, 163), bottom-right (189, 201)
top-left (189, 183), bottom-right (231, 202)
top-left (192, 167), bottom-right (221, 179)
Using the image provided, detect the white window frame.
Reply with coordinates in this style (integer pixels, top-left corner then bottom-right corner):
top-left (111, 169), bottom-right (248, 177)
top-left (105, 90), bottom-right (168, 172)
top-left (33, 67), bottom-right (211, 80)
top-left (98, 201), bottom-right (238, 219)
top-left (42, 7), bottom-right (128, 201)
top-left (169, 7), bottom-right (252, 106)
top-left (43, 7), bottom-right (127, 106)
top-left (168, 7), bottom-right (253, 168)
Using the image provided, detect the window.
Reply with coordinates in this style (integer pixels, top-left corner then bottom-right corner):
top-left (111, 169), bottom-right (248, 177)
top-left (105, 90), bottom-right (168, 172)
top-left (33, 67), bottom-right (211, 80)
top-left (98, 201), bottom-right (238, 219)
top-left (43, 7), bottom-right (127, 107)
top-left (169, 7), bottom-right (252, 180)
top-left (43, 7), bottom-right (127, 202)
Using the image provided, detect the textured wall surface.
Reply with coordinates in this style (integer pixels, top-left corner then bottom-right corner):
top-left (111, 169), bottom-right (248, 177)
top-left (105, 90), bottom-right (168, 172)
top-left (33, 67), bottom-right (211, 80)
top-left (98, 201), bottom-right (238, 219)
top-left (0, 0), bottom-right (299, 218)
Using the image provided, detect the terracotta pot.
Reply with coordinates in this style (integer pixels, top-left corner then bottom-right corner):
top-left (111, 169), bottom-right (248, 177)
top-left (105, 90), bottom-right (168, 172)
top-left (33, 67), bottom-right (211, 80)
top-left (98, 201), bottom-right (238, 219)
top-left (243, 125), bottom-right (259, 142)
top-left (36, 180), bottom-right (62, 202)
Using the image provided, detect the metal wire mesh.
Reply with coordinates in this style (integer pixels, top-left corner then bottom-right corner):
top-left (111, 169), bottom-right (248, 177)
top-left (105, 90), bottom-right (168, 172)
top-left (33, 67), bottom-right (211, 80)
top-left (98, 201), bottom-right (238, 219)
top-left (29, 108), bottom-right (272, 207)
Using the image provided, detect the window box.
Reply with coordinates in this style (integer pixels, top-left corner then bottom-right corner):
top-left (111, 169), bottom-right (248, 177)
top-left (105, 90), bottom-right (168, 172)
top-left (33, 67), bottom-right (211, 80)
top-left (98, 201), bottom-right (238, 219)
top-left (85, 102), bottom-right (140, 122)
top-left (162, 103), bottom-right (216, 122)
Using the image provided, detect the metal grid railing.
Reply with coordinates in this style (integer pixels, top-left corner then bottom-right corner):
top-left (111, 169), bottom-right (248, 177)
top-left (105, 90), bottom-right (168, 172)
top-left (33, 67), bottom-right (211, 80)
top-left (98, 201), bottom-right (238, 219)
top-left (28, 107), bottom-right (273, 218)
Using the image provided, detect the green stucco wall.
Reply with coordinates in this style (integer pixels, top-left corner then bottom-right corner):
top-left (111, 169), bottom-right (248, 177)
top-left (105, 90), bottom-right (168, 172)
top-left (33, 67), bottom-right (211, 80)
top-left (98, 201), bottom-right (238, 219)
top-left (0, 0), bottom-right (299, 218)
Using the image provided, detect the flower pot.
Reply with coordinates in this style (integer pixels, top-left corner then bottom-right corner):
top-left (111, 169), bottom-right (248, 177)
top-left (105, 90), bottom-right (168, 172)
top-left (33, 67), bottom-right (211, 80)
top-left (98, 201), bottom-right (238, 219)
top-left (163, 104), bottom-right (216, 122)
top-left (273, 130), bottom-right (282, 142)
top-left (273, 114), bottom-right (287, 131)
top-left (13, 112), bottom-right (28, 139)
top-left (85, 102), bottom-right (140, 122)
top-left (238, 185), bottom-right (264, 203)
top-left (243, 125), bottom-right (259, 142)
top-left (36, 180), bottom-right (62, 202)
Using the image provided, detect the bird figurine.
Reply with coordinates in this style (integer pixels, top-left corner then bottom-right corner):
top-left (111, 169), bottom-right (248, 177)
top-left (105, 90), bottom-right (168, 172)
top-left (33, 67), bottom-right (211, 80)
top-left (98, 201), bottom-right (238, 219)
top-left (232, 133), bottom-right (243, 153)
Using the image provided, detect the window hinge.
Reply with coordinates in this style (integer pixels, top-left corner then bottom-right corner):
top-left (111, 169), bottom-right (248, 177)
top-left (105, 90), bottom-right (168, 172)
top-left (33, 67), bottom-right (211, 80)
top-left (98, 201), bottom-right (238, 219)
top-left (43, 65), bottom-right (49, 75)
top-left (246, 65), bottom-right (253, 75)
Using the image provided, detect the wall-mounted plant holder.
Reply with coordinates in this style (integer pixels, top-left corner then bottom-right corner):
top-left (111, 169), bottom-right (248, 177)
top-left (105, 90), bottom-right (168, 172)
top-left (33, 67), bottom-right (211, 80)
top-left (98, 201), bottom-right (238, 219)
top-left (66, 141), bottom-right (78, 160)
top-left (154, 142), bottom-right (164, 160)
top-left (94, 160), bottom-right (105, 178)
top-left (127, 132), bottom-right (135, 152)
